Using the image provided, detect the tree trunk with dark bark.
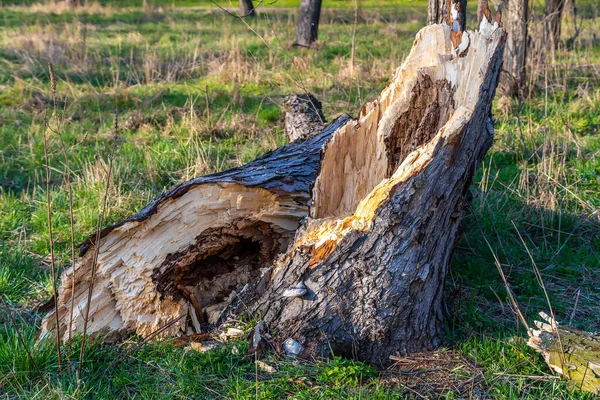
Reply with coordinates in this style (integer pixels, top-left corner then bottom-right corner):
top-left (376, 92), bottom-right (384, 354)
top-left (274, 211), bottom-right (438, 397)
top-left (239, 0), bottom-right (256, 17)
top-left (499, 0), bottom-right (528, 97)
top-left (249, 23), bottom-right (505, 364)
top-left (544, 0), bottom-right (564, 50)
top-left (283, 93), bottom-right (325, 142)
top-left (41, 21), bottom-right (505, 364)
top-left (428, 0), bottom-right (467, 31)
top-left (295, 0), bottom-right (323, 48)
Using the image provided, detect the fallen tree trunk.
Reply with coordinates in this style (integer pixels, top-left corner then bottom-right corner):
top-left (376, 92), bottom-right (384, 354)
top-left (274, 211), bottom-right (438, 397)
top-left (40, 116), bottom-right (350, 341)
top-left (42, 20), bottom-right (506, 363)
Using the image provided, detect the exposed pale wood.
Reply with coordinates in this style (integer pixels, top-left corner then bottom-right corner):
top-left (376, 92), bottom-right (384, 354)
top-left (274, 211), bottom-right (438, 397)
top-left (428, 0), bottom-right (466, 32)
top-left (528, 312), bottom-right (600, 393)
top-left (40, 116), bottom-right (350, 341)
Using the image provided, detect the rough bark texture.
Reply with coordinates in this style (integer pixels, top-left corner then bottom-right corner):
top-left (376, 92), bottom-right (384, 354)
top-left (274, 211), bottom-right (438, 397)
top-left (239, 0), bottom-right (256, 17)
top-left (499, 0), bottom-right (528, 97)
top-left (40, 116), bottom-right (350, 341)
top-left (295, 0), bottom-right (323, 48)
top-left (544, 0), bottom-right (564, 50)
top-left (41, 22), bottom-right (505, 365)
top-left (248, 23), bottom-right (505, 365)
top-left (283, 94), bottom-right (326, 142)
top-left (428, 0), bottom-right (467, 31)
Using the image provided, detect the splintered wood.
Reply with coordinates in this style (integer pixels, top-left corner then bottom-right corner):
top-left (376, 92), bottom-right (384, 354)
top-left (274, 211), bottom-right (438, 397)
top-left (41, 21), bottom-right (505, 364)
top-left (40, 117), bottom-right (350, 340)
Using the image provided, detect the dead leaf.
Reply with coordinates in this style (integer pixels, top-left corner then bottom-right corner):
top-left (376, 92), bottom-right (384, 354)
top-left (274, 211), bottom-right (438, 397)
top-left (188, 341), bottom-right (217, 353)
top-left (255, 360), bottom-right (276, 373)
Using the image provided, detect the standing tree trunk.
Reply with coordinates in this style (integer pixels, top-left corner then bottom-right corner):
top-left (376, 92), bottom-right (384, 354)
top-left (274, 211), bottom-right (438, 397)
top-left (239, 0), bottom-right (256, 17)
top-left (564, 0), bottom-right (581, 49)
top-left (41, 21), bottom-right (505, 364)
top-left (428, 0), bottom-right (467, 31)
top-left (500, 0), bottom-right (528, 97)
top-left (544, 0), bottom-right (564, 50)
top-left (295, 0), bottom-right (323, 48)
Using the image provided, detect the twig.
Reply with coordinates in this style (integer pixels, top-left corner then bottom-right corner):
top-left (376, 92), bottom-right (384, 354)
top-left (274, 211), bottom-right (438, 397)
top-left (483, 236), bottom-right (531, 333)
top-left (78, 110), bottom-right (119, 380)
top-left (511, 220), bottom-right (567, 377)
top-left (49, 62), bottom-right (78, 361)
top-left (349, 0), bottom-right (359, 77)
top-left (579, 361), bottom-right (590, 392)
top-left (44, 63), bottom-right (63, 375)
top-left (568, 289), bottom-right (580, 325)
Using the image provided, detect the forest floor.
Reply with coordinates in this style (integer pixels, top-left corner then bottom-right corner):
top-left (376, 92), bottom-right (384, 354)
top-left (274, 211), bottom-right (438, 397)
top-left (0, 1), bottom-right (599, 398)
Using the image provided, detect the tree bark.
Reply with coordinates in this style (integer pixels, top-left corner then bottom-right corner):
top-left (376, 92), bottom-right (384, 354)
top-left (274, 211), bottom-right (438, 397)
top-left (499, 0), bottom-right (528, 97)
top-left (239, 0), bottom-right (256, 17)
top-left (41, 22), bottom-right (505, 363)
top-left (295, 0), bottom-right (323, 48)
top-left (283, 93), bottom-right (326, 142)
top-left (428, 0), bottom-right (467, 31)
top-left (544, 0), bottom-right (564, 50)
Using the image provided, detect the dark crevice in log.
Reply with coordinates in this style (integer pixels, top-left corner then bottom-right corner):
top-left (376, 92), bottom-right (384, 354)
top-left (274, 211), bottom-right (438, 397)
top-left (152, 220), bottom-right (281, 323)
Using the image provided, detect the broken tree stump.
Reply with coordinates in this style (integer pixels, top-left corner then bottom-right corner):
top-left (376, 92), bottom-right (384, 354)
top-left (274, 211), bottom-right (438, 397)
top-left (248, 21), bottom-right (506, 364)
top-left (41, 20), bottom-right (506, 364)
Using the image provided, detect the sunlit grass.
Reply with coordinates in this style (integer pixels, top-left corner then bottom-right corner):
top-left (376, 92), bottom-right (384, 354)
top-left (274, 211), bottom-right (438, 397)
top-left (0, 1), bottom-right (598, 398)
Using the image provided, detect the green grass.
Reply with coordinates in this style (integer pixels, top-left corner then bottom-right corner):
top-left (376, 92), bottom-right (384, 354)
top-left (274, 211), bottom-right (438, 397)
top-left (0, 1), bottom-right (599, 398)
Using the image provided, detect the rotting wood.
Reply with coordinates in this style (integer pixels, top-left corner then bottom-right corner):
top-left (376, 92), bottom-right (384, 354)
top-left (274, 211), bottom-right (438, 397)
top-left (528, 312), bottom-right (600, 394)
top-left (41, 17), bottom-right (506, 364)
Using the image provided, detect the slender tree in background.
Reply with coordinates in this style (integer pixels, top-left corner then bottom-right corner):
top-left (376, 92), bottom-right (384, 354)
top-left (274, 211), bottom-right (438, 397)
top-left (544, 0), bottom-right (564, 50)
top-left (499, 0), bottom-right (528, 97)
top-left (427, 0), bottom-right (467, 30)
top-left (239, 0), bottom-right (256, 17)
top-left (564, 0), bottom-right (582, 49)
top-left (295, 0), bottom-right (323, 47)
